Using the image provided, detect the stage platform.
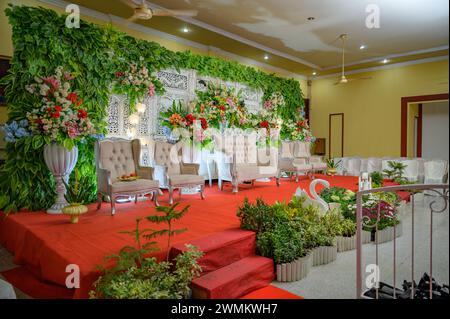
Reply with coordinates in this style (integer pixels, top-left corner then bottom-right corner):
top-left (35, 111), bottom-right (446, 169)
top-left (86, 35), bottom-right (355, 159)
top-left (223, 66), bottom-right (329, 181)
top-left (0, 175), bottom-right (360, 298)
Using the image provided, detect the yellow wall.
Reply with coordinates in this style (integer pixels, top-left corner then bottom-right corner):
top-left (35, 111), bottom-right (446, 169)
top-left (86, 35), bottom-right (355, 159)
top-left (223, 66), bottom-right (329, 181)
top-left (310, 59), bottom-right (449, 158)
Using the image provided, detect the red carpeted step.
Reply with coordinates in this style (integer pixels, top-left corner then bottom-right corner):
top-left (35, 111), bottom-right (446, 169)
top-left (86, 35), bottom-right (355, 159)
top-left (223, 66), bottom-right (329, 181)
top-left (170, 229), bottom-right (256, 275)
top-left (240, 285), bottom-right (303, 299)
top-left (191, 255), bottom-right (275, 299)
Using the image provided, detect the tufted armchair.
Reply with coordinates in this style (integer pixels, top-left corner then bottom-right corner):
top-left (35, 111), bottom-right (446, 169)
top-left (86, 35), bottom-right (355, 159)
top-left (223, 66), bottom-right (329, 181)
top-left (278, 141), bottom-right (313, 182)
top-left (153, 140), bottom-right (205, 204)
top-left (95, 138), bottom-right (160, 215)
top-left (214, 130), bottom-right (280, 193)
top-left (301, 141), bottom-right (327, 175)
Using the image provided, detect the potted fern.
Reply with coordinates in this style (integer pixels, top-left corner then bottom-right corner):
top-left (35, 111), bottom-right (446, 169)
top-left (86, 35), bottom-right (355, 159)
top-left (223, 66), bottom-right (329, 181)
top-left (62, 170), bottom-right (90, 223)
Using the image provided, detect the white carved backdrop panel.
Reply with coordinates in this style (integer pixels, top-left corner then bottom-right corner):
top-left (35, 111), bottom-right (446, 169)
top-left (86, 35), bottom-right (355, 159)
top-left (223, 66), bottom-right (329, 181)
top-left (105, 69), bottom-right (264, 179)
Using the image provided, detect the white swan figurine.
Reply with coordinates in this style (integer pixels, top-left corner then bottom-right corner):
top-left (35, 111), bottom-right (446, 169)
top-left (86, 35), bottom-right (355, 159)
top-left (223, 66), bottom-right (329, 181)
top-left (294, 179), bottom-right (330, 213)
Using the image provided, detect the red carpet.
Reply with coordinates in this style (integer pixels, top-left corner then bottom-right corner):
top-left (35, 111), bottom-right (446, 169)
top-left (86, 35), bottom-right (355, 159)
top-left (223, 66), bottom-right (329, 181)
top-left (0, 175), bottom-right (358, 298)
top-left (240, 285), bottom-right (303, 299)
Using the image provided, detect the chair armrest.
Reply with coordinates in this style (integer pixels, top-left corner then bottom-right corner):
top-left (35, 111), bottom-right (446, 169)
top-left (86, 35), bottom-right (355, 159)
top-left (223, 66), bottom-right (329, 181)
top-left (136, 166), bottom-right (154, 180)
top-left (181, 163), bottom-right (200, 175)
top-left (309, 156), bottom-right (324, 163)
top-left (97, 167), bottom-right (111, 193)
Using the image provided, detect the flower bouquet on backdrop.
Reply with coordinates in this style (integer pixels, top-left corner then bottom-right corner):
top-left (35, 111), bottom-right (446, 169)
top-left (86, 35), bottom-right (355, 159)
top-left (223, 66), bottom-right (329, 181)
top-left (281, 118), bottom-right (315, 143)
top-left (113, 58), bottom-right (163, 113)
top-left (25, 66), bottom-right (96, 150)
top-left (194, 82), bottom-right (248, 130)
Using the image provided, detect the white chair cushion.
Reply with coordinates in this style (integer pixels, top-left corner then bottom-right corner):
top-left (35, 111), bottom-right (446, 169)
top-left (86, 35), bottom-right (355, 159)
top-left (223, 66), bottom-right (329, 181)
top-left (169, 174), bottom-right (204, 186)
top-left (111, 179), bottom-right (159, 193)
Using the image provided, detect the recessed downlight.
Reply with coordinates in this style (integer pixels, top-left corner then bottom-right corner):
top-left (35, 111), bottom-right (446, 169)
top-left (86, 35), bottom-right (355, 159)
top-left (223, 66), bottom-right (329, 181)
top-left (264, 54), bottom-right (269, 60)
top-left (359, 45), bottom-right (366, 50)
top-left (312, 71), bottom-right (317, 76)
top-left (182, 27), bottom-right (190, 33)
top-left (382, 58), bottom-right (389, 64)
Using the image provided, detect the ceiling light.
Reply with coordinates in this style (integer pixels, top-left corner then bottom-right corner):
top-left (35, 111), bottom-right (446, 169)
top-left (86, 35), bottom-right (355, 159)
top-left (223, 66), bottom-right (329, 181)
top-left (307, 17), bottom-right (315, 21)
top-left (264, 54), bottom-right (269, 60)
top-left (182, 27), bottom-right (190, 33)
top-left (312, 71), bottom-right (317, 76)
top-left (382, 58), bottom-right (389, 64)
top-left (359, 45), bottom-right (366, 50)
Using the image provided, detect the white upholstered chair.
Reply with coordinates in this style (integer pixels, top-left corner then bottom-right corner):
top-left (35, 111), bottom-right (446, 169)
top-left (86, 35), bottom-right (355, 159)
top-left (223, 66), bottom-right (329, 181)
top-left (153, 141), bottom-right (205, 204)
top-left (278, 141), bottom-right (313, 181)
top-left (424, 160), bottom-right (448, 184)
top-left (95, 138), bottom-right (160, 215)
top-left (303, 142), bottom-right (327, 175)
top-left (347, 158), bottom-right (362, 176)
top-left (400, 159), bottom-right (420, 182)
top-left (367, 158), bottom-right (382, 173)
top-left (214, 130), bottom-right (280, 193)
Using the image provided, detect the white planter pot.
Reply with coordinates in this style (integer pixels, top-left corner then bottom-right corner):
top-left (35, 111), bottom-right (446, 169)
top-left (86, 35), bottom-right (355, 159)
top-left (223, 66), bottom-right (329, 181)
top-left (374, 222), bottom-right (403, 244)
top-left (312, 245), bottom-right (337, 266)
top-left (276, 251), bottom-right (312, 282)
top-left (336, 231), bottom-right (372, 252)
top-left (44, 143), bottom-right (78, 214)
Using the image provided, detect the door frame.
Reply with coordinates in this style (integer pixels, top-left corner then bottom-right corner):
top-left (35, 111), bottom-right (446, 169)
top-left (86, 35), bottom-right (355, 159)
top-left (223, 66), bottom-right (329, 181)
top-left (401, 93), bottom-right (448, 157)
top-left (329, 113), bottom-right (344, 158)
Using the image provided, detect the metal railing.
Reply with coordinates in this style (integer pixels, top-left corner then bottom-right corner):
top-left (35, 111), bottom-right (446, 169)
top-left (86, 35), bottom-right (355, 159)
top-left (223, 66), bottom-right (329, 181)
top-left (356, 184), bottom-right (449, 299)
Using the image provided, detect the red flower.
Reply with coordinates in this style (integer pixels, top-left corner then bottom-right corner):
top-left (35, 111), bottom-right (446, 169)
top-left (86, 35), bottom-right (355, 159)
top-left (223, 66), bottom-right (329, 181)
top-left (260, 120), bottom-right (269, 129)
top-left (51, 112), bottom-right (60, 119)
top-left (185, 114), bottom-right (196, 126)
top-left (67, 92), bottom-right (78, 104)
top-left (46, 107), bottom-right (52, 113)
top-left (76, 98), bottom-right (83, 107)
top-left (200, 118), bottom-right (208, 130)
top-left (54, 105), bottom-right (62, 112)
top-left (115, 71), bottom-right (124, 78)
top-left (77, 109), bottom-right (88, 119)
top-left (219, 105), bottom-right (226, 112)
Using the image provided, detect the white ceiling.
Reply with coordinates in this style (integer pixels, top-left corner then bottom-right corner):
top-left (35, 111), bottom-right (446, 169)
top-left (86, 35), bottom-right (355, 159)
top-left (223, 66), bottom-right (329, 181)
top-left (150, 0), bottom-right (449, 68)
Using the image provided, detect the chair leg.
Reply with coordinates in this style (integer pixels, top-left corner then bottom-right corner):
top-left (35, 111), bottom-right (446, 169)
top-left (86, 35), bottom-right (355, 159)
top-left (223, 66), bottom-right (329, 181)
top-left (135, 195), bottom-right (138, 204)
top-left (251, 179), bottom-right (255, 187)
top-left (218, 179), bottom-right (223, 191)
top-left (295, 173), bottom-right (299, 182)
top-left (153, 191), bottom-right (160, 207)
top-left (276, 177), bottom-right (280, 187)
top-left (232, 181), bottom-right (239, 194)
top-left (200, 184), bottom-right (205, 200)
top-left (168, 186), bottom-right (174, 205)
top-left (97, 192), bottom-right (102, 210)
top-left (111, 195), bottom-right (116, 216)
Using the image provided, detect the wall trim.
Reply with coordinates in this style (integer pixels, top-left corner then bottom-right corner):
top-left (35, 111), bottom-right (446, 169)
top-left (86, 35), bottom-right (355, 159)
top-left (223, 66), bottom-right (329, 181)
top-left (37, 0), bottom-right (305, 79)
top-left (322, 45), bottom-right (449, 71)
top-left (313, 55), bottom-right (449, 80)
top-left (401, 94), bottom-right (449, 157)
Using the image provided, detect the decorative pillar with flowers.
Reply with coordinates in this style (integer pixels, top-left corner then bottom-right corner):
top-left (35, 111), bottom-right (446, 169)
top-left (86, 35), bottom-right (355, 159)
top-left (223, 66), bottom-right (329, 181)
top-left (25, 67), bottom-right (96, 214)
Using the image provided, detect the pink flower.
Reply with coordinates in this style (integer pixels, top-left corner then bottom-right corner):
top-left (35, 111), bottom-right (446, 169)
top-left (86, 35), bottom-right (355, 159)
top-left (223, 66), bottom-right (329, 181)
top-left (42, 76), bottom-right (60, 91)
top-left (264, 101), bottom-right (273, 110)
top-left (67, 125), bottom-right (80, 139)
top-left (148, 83), bottom-right (155, 97)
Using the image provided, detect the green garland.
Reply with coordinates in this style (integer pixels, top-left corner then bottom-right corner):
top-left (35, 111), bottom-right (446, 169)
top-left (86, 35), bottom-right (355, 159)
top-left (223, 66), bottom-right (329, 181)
top-left (0, 5), bottom-right (304, 213)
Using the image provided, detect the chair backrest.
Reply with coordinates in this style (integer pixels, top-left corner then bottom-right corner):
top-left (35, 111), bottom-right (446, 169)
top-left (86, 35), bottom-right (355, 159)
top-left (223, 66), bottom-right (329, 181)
top-left (154, 141), bottom-right (182, 175)
top-left (293, 141), bottom-right (310, 158)
top-left (96, 138), bottom-right (140, 181)
top-left (424, 160), bottom-right (448, 179)
top-left (280, 141), bottom-right (295, 159)
top-left (367, 158), bottom-right (382, 173)
top-left (347, 158), bottom-right (362, 176)
top-left (400, 159), bottom-right (419, 178)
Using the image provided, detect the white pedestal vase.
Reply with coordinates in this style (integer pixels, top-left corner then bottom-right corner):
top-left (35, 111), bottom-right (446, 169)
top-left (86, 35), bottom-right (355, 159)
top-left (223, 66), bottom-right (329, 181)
top-left (44, 143), bottom-right (78, 214)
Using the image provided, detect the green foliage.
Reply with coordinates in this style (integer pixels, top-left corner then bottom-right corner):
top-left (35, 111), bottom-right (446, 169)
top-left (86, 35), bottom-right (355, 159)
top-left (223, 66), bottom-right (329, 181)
top-left (383, 161), bottom-right (408, 183)
top-left (62, 169), bottom-right (91, 204)
top-left (1, 5), bottom-right (304, 213)
top-left (326, 158), bottom-right (341, 169)
top-left (370, 171), bottom-right (384, 188)
top-left (90, 208), bottom-right (203, 299)
top-left (145, 203), bottom-right (189, 261)
top-left (320, 187), bottom-right (355, 204)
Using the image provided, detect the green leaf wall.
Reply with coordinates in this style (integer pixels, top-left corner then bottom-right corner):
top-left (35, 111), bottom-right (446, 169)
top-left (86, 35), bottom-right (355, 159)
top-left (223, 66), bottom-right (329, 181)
top-left (0, 5), bottom-right (304, 213)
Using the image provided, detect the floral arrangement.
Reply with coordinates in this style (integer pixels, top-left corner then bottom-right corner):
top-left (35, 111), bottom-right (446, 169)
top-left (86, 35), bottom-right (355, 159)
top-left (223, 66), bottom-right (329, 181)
top-left (25, 67), bottom-right (95, 149)
top-left (113, 58), bottom-right (163, 113)
top-left (281, 118), bottom-right (315, 142)
top-left (194, 82), bottom-right (248, 130)
top-left (160, 101), bottom-right (212, 148)
top-left (1, 120), bottom-right (32, 143)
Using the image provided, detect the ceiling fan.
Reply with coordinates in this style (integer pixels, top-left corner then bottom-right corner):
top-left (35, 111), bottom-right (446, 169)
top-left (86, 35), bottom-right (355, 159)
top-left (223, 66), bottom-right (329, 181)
top-left (334, 34), bottom-right (372, 85)
top-left (120, 0), bottom-right (198, 22)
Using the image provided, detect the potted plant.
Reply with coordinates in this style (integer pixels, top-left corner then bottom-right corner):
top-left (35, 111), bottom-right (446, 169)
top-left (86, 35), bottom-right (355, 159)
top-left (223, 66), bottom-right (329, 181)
top-left (370, 171), bottom-right (384, 188)
top-left (62, 170), bottom-right (90, 224)
top-left (326, 158), bottom-right (341, 176)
